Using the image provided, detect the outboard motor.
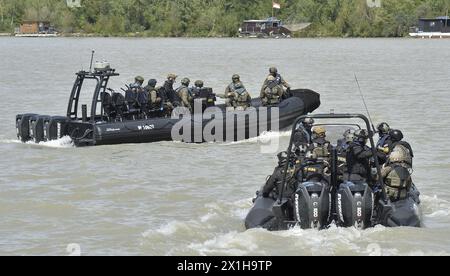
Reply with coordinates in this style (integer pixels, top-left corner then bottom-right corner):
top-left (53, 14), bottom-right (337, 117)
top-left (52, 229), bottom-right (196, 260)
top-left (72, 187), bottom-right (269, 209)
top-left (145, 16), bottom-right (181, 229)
top-left (28, 114), bottom-right (40, 142)
top-left (46, 116), bottom-right (70, 141)
top-left (18, 114), bottom-right (38, 142)
top-left (16, 115), bottom-right (23, 139)
top-left (294, 181), bottom-right (331, 229)
top-left (31, 115), bottom-right (52, 143)
top-left (337, 182), bottom-right (374, 229)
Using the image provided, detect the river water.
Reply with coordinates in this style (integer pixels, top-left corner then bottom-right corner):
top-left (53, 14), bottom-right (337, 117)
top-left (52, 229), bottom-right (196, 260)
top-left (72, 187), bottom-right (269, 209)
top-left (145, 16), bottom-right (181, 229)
top-left (0, 37), bottom-right (449, 256)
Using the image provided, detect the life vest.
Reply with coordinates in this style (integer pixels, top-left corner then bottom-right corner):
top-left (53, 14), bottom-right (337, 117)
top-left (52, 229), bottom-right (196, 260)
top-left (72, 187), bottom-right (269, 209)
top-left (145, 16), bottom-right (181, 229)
top-left (377, 134), bottom-right (390, 148)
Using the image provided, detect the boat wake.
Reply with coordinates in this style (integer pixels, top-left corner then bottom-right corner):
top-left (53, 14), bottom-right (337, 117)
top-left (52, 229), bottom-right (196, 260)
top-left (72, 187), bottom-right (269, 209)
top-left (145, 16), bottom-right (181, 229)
top-left (0, 136), bottom-right (74, 149)
top-left (141, 193), bottom-right (450, 256)
top-left (221, 130), bottom-right (292, 146)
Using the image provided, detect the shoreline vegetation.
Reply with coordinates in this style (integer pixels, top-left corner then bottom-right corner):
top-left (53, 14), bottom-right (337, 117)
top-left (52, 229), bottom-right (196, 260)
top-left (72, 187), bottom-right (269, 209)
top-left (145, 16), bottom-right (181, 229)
top-left (1, 0), bottom-right (449, 38)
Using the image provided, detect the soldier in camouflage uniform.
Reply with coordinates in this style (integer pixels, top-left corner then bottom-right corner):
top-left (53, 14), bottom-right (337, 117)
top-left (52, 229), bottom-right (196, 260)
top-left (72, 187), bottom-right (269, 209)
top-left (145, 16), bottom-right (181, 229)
top-left (224, 74), bottom-right (252, 110)
top-left (144, 79), bottom-right (162, 109)
top-left (381, 145), bottom-right (413, 202)
top-left (176, 78), bottom-right (193, 112)
top-left (261, 67), bottom-right (291, 98)
top-left (260, 75), bottom-right (284, 106)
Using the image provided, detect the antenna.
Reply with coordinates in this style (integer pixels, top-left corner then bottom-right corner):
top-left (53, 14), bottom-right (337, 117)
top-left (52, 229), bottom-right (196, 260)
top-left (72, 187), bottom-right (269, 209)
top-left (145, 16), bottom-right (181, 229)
top-left (89, 50), bottom-right (95, 73)
top-left (354, 74), bottom-right (376, 132)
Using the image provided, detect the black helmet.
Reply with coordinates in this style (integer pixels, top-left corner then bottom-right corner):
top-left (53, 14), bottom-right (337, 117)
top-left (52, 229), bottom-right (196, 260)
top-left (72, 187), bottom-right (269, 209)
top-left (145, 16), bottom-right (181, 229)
top-left (302, 117), bottom-right (314, 126)
top-left (389, 129), bottom-right (404, 142)
top-left (377, 122), bottom-right (390, 135)
top-left (269, 67), bottom-right (278, 74)
top-left (277, 151), bottom-right (288, 165)
top-left (232, 74), bottom-right (240, 81)
top-left (355, 129), bottom-right (368, 143)
top-left (147, 79), bottom-right (157, 87)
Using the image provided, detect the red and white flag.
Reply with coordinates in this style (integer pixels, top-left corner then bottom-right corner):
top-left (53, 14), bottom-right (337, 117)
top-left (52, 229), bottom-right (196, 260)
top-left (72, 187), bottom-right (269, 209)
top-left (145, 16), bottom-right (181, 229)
top-left (272, 2), bottom-right (281, 9)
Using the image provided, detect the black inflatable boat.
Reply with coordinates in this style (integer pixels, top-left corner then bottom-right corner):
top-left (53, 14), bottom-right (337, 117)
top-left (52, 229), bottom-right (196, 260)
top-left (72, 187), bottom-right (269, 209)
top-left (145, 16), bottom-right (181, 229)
top-left (245, 113), bottom-right (422, 231)
top-left (16, 65), bottom-right (320, 147)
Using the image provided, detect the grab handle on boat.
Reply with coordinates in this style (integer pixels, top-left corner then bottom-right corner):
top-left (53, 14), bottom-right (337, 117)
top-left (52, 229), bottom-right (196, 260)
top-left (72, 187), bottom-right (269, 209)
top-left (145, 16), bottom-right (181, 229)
top-left (82, 104), bottom-right (88, 122)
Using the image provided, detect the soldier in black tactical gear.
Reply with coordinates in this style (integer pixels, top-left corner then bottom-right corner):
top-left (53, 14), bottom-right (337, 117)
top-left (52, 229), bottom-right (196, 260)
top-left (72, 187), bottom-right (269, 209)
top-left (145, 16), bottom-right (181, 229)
top-left (337, 129), bottom-right (356, 177)
top-left (293, 117), bottom-right (315, 157)
top-left (262, 152), bottom-right (299, 199)
top-left (126, 76), bottom-right (146, 112)
top-left (376, 122), bottom-right (393, 165)
top-left (344, 129), bottom-right (375, 183)
top-left (163, 73), bottom-right (180, 107)
top-left (377, 122), bottom-right (391, 148)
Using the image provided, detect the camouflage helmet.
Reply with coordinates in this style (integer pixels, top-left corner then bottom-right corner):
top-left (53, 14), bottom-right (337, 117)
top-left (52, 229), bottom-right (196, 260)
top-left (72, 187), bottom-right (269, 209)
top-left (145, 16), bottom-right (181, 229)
top-left (389, 129), bottom-right (404, 142)
top-left (181, 78), bottom-right (190, 86)
top-left (195, 80), bottom-right (204, 88)
top-left (232, 74), bottom-right (240, 81)
top-left (269, 67), bottom-right (278, 74)
top-left (313, 126), bottom-right (326, 136)
top-left (267, 75), bottom-right (276, 81)
top-left (377, 122), bottom-right (391, 135)
top-left (389, 145), bottom-right (412, 165)
top-left (167, 73), bottom-right (177, 80)
top-left (135, 76), bottom-right (144, 84)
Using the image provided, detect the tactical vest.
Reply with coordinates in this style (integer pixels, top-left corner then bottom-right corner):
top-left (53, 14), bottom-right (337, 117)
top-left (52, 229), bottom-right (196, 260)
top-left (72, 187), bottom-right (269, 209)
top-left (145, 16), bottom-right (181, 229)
top-left (337, 143), bottom-right (349, 175)
top-left (311, 142), bottom-right (331, 158)
top-left (384, 164), bottom-right (412, 201)
top-left (265, 86), bottom-right (281, 104)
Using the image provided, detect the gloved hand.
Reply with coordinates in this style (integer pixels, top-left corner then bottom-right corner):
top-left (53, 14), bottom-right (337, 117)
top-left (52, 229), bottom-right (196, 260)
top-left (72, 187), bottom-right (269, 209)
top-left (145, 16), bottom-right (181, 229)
top-left (378, 146), bottom-right (389, 154)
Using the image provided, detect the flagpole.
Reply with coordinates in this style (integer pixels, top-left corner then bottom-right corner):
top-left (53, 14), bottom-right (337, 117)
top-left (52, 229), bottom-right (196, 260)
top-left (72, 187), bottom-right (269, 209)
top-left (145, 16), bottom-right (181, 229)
top-left (272, 1), bottom-right (274, 18)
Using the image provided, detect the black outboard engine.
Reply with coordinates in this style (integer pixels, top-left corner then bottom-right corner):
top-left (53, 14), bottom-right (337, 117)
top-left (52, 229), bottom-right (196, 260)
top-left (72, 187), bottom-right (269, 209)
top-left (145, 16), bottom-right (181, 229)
top-left (18, 114), bottom-right (38, 142)
top-left (27, 114), bottom-right (40, 142)
top-left (337, 182), bottom-right (374, 229)
top-left (31, 115), bottom-right (52, 143)
top-left (294, 181), bottom-right (331, 229)
top-left (46, 116), bottom-right (70, 141)
top-left (16, 114), bottom-right (23, 140)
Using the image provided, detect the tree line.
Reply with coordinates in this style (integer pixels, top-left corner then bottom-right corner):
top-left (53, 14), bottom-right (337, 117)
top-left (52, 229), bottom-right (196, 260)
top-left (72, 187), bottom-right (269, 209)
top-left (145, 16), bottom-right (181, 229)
top-left (1, 0), bottom-right (449, 37)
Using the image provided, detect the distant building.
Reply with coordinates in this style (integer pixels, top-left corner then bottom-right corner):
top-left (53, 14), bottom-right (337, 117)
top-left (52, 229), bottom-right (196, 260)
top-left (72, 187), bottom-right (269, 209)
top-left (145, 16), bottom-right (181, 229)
top-left (366, 0), bottom-right (382, 8)
top-left (15, 21), bottom-right (58, 37)
top-left (19, 21), bottom-right (50, 34)
top-left (66, 0), bottom-right (81, 8)
top-left (239, 17), bottom-right (292, 38)
top-left (409, 16), bottom-right (450, 38)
